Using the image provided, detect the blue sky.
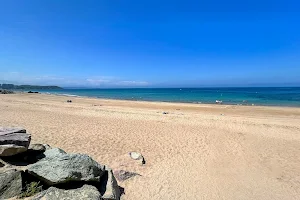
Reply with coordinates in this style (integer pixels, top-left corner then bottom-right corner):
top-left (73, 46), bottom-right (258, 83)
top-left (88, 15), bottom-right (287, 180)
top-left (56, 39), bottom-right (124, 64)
top-left (0, 0), bottom-right (299, 87)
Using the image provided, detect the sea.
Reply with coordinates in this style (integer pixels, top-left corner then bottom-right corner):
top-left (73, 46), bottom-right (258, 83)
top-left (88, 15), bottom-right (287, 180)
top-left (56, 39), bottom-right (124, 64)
top-left (35, 87), bottom-right (300, 107)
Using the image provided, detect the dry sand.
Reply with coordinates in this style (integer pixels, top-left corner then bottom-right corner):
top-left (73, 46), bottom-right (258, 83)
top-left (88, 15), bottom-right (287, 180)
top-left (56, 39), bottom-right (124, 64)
top-left (1, 93), bottom-right (300, 200)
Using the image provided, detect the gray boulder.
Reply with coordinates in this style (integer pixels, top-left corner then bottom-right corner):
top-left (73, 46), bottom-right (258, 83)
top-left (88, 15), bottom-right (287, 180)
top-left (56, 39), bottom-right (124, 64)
top-left (0, 144), bottom-right (27, 157)
top-left (32, 185), bottom-right (101, 200)
top-left (0, 127), bottom-right (31, 156)
top-left (0, 127), bottom-right (30, 146)
top-left (0, 169), bottom-right (23, 199)
top-left (28, 152), bottom-right (105, 185)
top-left (16, 144), bottom-right (49, 164)
top-left (29, 144), bottom-right (47, 152)
top-left (43, 148), bottom-right (66, 159)
top-left (100, 169), bottom-right (121, 200)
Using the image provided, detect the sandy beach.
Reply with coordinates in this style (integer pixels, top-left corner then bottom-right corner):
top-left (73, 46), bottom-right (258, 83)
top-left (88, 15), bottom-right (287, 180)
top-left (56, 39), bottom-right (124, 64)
top-left (1, 93), bottom-right (300, 200)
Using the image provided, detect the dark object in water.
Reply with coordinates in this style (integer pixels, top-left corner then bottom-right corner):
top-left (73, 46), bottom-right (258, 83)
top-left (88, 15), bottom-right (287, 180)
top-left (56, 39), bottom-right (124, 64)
top-left (28, 91), bottom-right (39, 94)
top-left (67, 100), bottom-right (72, 103)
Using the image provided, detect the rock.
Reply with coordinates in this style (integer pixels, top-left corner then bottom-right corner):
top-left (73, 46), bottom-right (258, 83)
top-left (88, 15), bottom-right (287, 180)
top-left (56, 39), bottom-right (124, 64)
top-left (29, 144), bottom-right (46, 152)
top-left (0, 127), bottom-right (30, 146)
top-left (0, 160), bottom-right (5, 168)
top-left (114, 170), bottom-right (140, 182)
top-left (162, 112), bottom-right (168, 114)
top-left (28, 153), bottom-right (105, 185)
top-left (129, 152), bottom-right (145, 164)
top-left (109, 152), bottom-right (145, 183)
top-left (42, 148), bottom-right (66, 159)
top-left (32, 185), bottom-right (101, 200)
top-left (0, 145), bottom-right (49, 166)
top-left (0, 127), bottom-right (31, 156)
top-left (0, 144), bottom-right (27, 157)
top-left (99, 169), bottom-right (120, 200)
top-left (0, 90), bottom-right (14, 94)
top-left (0, 169), bottom-right (23, 199)
top-left (16, 144), bottom-right (48, 164)
top-left (42, 144), bottom-right (52, 150)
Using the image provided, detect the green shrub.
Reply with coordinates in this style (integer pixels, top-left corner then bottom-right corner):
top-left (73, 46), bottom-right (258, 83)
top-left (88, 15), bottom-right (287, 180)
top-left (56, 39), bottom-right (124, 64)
top-left (18, 181), bottom-right (43, 198)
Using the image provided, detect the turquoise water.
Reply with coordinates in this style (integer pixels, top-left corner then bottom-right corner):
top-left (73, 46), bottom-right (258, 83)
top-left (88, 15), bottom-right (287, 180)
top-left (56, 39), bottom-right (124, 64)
top-left (36, 87), bottom-right (300, 107)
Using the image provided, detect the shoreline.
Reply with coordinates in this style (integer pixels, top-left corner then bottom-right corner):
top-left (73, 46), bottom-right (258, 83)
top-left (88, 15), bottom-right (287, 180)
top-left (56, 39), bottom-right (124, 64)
top-left (43, 92), bottom-right (300, 109)
top-left (4, 93), bottom-right (300, 118)
top-left (10, 87), bottom-right (300, 108)
top-left (16, 90), bottom-right (299, 109)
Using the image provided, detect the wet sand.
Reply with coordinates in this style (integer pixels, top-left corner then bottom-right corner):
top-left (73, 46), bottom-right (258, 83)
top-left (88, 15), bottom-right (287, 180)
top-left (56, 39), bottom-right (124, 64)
top-left (1, 93), bottom-right (300, 200)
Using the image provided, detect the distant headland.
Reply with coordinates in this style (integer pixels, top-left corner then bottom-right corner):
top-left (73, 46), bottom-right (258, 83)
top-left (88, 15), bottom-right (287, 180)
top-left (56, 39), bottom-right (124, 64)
top-left (0, 83), bottom-right (62, 90)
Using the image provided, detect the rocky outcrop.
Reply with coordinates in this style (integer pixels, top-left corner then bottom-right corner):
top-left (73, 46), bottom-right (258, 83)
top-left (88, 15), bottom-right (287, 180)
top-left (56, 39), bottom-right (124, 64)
top-left (32, 185), bottom-right (102, 200)
top-left (0, 169), bottom-right (23, 199)
top-left (28, 152), bottom-right (105, 185)
top-left (0, 127), bottom-right (31, 156)
top-left (0, 128), bottom-right (124, 200)
top-left (0, 89), bottom-right (14, 94)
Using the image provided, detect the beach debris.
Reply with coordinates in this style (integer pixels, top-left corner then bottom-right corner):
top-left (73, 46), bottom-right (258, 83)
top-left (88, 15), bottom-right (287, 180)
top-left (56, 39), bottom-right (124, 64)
top-left (216, 100), bottom-right (223, 104)
top-left (109, 152), bottom-right (145, 183)
top-left (33, 185), bottom-right (102, 200)
top-left (67, 100), bottom-right (72, 103)
top-left (0, 127), bottom-right (122, 200)
top-left (220, 114), bottom-right (225, 116)
top-left (28, 91), bottom-right (39, 94)
top-left (111, 152), bottom-right (145, 169)
top-left (114, 169), bottom-right (141, 182)
top-left (128, 152), bottom-right (146, 165)
top-left (129, 152), bottom-right (144, 161)
top-left (0, 127), bottom-right (31, 157)
top-left (162, 112), bottom-right (169, 115)
top-left (0, 169), bottom-right (23, 199)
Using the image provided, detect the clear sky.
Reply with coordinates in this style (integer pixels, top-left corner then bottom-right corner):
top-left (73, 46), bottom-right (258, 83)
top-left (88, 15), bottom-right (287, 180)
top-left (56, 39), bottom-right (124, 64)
top-left (0, 0), bottom-right (299, 88)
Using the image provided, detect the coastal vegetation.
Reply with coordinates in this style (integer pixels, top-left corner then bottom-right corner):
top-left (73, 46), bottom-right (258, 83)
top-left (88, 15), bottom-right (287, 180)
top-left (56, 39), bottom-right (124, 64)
top-left (0, 83), bottom-right (62, 90)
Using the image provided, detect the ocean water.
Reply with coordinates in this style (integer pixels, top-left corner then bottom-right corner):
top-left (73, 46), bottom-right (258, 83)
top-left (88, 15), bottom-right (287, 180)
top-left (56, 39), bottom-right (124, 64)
top-left (36, 87), bottom-right (300, 107)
